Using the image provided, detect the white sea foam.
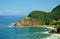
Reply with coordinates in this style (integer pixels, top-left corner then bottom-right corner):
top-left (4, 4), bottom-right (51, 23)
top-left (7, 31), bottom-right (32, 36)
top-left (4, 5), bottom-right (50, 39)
top-left (8, 25), bottom-right (13, 27)
top-left (8, 22), bottom-right (15, 28)
top-left (21, 31), bottom-right (49, 37)
top-left (42, 34), bottom-right (60, 39)
top-left (27, 31), bottom-right (60, 39)
top-left (10, 22), bottom-right (15, 25)
top-left (41, 31), bottom-right (49, 34)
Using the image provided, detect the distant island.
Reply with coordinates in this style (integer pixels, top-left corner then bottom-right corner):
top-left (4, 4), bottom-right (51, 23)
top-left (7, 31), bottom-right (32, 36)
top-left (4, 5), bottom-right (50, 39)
top-left (14, 5), bottom-right (60, 33)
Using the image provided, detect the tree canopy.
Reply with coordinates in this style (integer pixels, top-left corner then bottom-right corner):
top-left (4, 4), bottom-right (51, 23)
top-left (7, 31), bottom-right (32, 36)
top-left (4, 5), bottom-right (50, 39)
top-left (28, 5), bottom-right (60, 25)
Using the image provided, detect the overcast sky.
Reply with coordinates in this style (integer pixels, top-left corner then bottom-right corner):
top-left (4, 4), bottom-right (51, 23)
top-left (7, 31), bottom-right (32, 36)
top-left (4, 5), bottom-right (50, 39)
top-left (0, 0), bottom-right (60, 16)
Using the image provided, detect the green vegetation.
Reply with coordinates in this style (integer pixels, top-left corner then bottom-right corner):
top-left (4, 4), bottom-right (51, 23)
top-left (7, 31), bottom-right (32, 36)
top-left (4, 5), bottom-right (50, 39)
top-left (28, 5), bottom-right (60, 25)
top-left (51, 5), bottom-right (60, 20)
top-left (56, 24), bottom-right (60, 28)
top-left (23, 17), bottom-right (31, 21)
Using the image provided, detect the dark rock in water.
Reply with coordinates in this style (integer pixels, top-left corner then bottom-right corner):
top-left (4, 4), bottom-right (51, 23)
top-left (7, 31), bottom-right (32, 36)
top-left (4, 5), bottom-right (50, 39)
top-left (57, 28), bottom-right (60, 33)
top-left (49, 30), bottom-right (57, 33)
top-left (49, 28), bottom-right (60, 34)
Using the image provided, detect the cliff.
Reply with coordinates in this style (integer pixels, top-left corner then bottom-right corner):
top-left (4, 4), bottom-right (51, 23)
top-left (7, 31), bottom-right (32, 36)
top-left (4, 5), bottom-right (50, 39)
top-left (14, 17), bottom-right (40, 26)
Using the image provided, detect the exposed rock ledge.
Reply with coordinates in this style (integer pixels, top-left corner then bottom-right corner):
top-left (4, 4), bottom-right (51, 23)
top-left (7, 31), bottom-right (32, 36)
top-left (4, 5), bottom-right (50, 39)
top-left (14, 17), bottom-right (41, 26)
top-left (49, 28), bottom-right (60, 34)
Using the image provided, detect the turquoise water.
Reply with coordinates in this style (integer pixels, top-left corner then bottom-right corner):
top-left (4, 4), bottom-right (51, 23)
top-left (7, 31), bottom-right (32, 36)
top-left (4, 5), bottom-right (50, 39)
top-left (0, 16), bottom-right (60, 39)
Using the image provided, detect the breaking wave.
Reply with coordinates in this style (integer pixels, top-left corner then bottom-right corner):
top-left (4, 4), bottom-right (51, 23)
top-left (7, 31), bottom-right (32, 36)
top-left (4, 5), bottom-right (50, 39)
top-left (42, 34), bottom-right (60, 39)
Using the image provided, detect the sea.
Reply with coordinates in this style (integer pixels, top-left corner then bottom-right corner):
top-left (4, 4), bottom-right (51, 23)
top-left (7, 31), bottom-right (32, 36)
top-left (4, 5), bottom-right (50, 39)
top-left (0, 16), bottom-right (60, 39)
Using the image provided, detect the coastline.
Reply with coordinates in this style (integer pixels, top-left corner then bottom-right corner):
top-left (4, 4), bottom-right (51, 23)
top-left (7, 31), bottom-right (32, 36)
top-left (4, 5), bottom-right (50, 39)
top-left (11, 24), bottom-right (55, 29)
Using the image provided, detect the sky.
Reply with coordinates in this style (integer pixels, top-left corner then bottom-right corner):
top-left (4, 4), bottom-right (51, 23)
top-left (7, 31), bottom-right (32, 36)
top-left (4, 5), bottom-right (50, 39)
top-left (0, 0), bottom-right (60, 16)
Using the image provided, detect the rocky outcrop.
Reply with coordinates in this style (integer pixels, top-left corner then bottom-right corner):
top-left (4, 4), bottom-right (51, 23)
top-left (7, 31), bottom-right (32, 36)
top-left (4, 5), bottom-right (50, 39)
top-left (49, 30), bottom-right (57, 33)
top-left (14, 17), bottom-right (40, 26)
top-left (56, 28), bottom-right (60, 33)
top-left (49, 27), bottom-right (60, 34)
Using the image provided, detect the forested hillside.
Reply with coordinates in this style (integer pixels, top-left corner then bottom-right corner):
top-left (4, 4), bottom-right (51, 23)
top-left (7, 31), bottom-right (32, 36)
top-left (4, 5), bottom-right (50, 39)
top-left (28, 5), bottom-right (60, 25)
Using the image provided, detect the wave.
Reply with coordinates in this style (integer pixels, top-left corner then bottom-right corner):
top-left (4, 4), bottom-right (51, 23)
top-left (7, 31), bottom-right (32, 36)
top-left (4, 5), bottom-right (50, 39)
top-left (10, 22), bottom-right (15, 25)
top-left (41, 31), bottom-right (49, 34)
top-left (0, 22), bottom-right (16, 28)
top-left (8, 22), bottom-right (16, 28)
top-left (17, 31), bottom-right (60, 39)
top-left (42, 34), bottom-right (60, 39)
top-left (19, 31), bottom-right (49, 37)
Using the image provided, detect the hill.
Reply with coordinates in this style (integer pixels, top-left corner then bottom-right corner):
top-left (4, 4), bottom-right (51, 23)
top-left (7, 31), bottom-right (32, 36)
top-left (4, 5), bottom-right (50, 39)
top-left (14, 5), bottom-right (60, 26)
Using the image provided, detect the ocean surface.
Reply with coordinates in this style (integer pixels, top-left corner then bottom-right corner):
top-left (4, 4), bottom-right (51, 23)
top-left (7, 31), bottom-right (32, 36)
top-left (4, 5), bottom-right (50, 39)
top-left (0, 16), bottom-right (60, 39)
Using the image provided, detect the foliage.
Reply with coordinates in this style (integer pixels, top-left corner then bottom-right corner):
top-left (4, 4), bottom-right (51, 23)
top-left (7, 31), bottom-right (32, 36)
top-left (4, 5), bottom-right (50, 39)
top-left (51, 5), bottom-right (60, 20)
top-left (27, 5), bottom-right (60, 25)
top-left (56, 24), bottom-right (60, 28)
top-left (23, 17), bottom-right (31, 21)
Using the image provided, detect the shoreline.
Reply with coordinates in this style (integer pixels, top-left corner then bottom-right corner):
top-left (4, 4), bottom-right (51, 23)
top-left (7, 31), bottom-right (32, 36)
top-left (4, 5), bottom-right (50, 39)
top-left (9, 22), bottom-right (55, 29)
top-left (11, 24), bottom-right (55, 29)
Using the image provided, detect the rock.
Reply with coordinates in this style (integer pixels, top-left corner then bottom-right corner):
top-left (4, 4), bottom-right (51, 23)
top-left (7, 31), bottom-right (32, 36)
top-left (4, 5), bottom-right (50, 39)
top-left (57, 28), bottom-right (60, 33)
top-left (49, 30), bottom-right (57, 33)
top-left (14, 17), bottom-right (40, 26)
top-left (14, 22), bottom-right (21, 26)
top-left (49, 28), bottom-right (60, 34)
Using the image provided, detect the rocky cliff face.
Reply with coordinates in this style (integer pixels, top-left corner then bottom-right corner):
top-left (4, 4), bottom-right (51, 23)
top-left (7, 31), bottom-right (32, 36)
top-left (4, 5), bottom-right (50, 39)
top-left (14, 17), bottom-right (40, 26)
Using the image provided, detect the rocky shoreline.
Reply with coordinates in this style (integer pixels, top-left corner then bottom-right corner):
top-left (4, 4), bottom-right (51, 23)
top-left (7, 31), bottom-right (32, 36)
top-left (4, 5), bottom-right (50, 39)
top-left (14, 22), bottom-right (60, 34)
